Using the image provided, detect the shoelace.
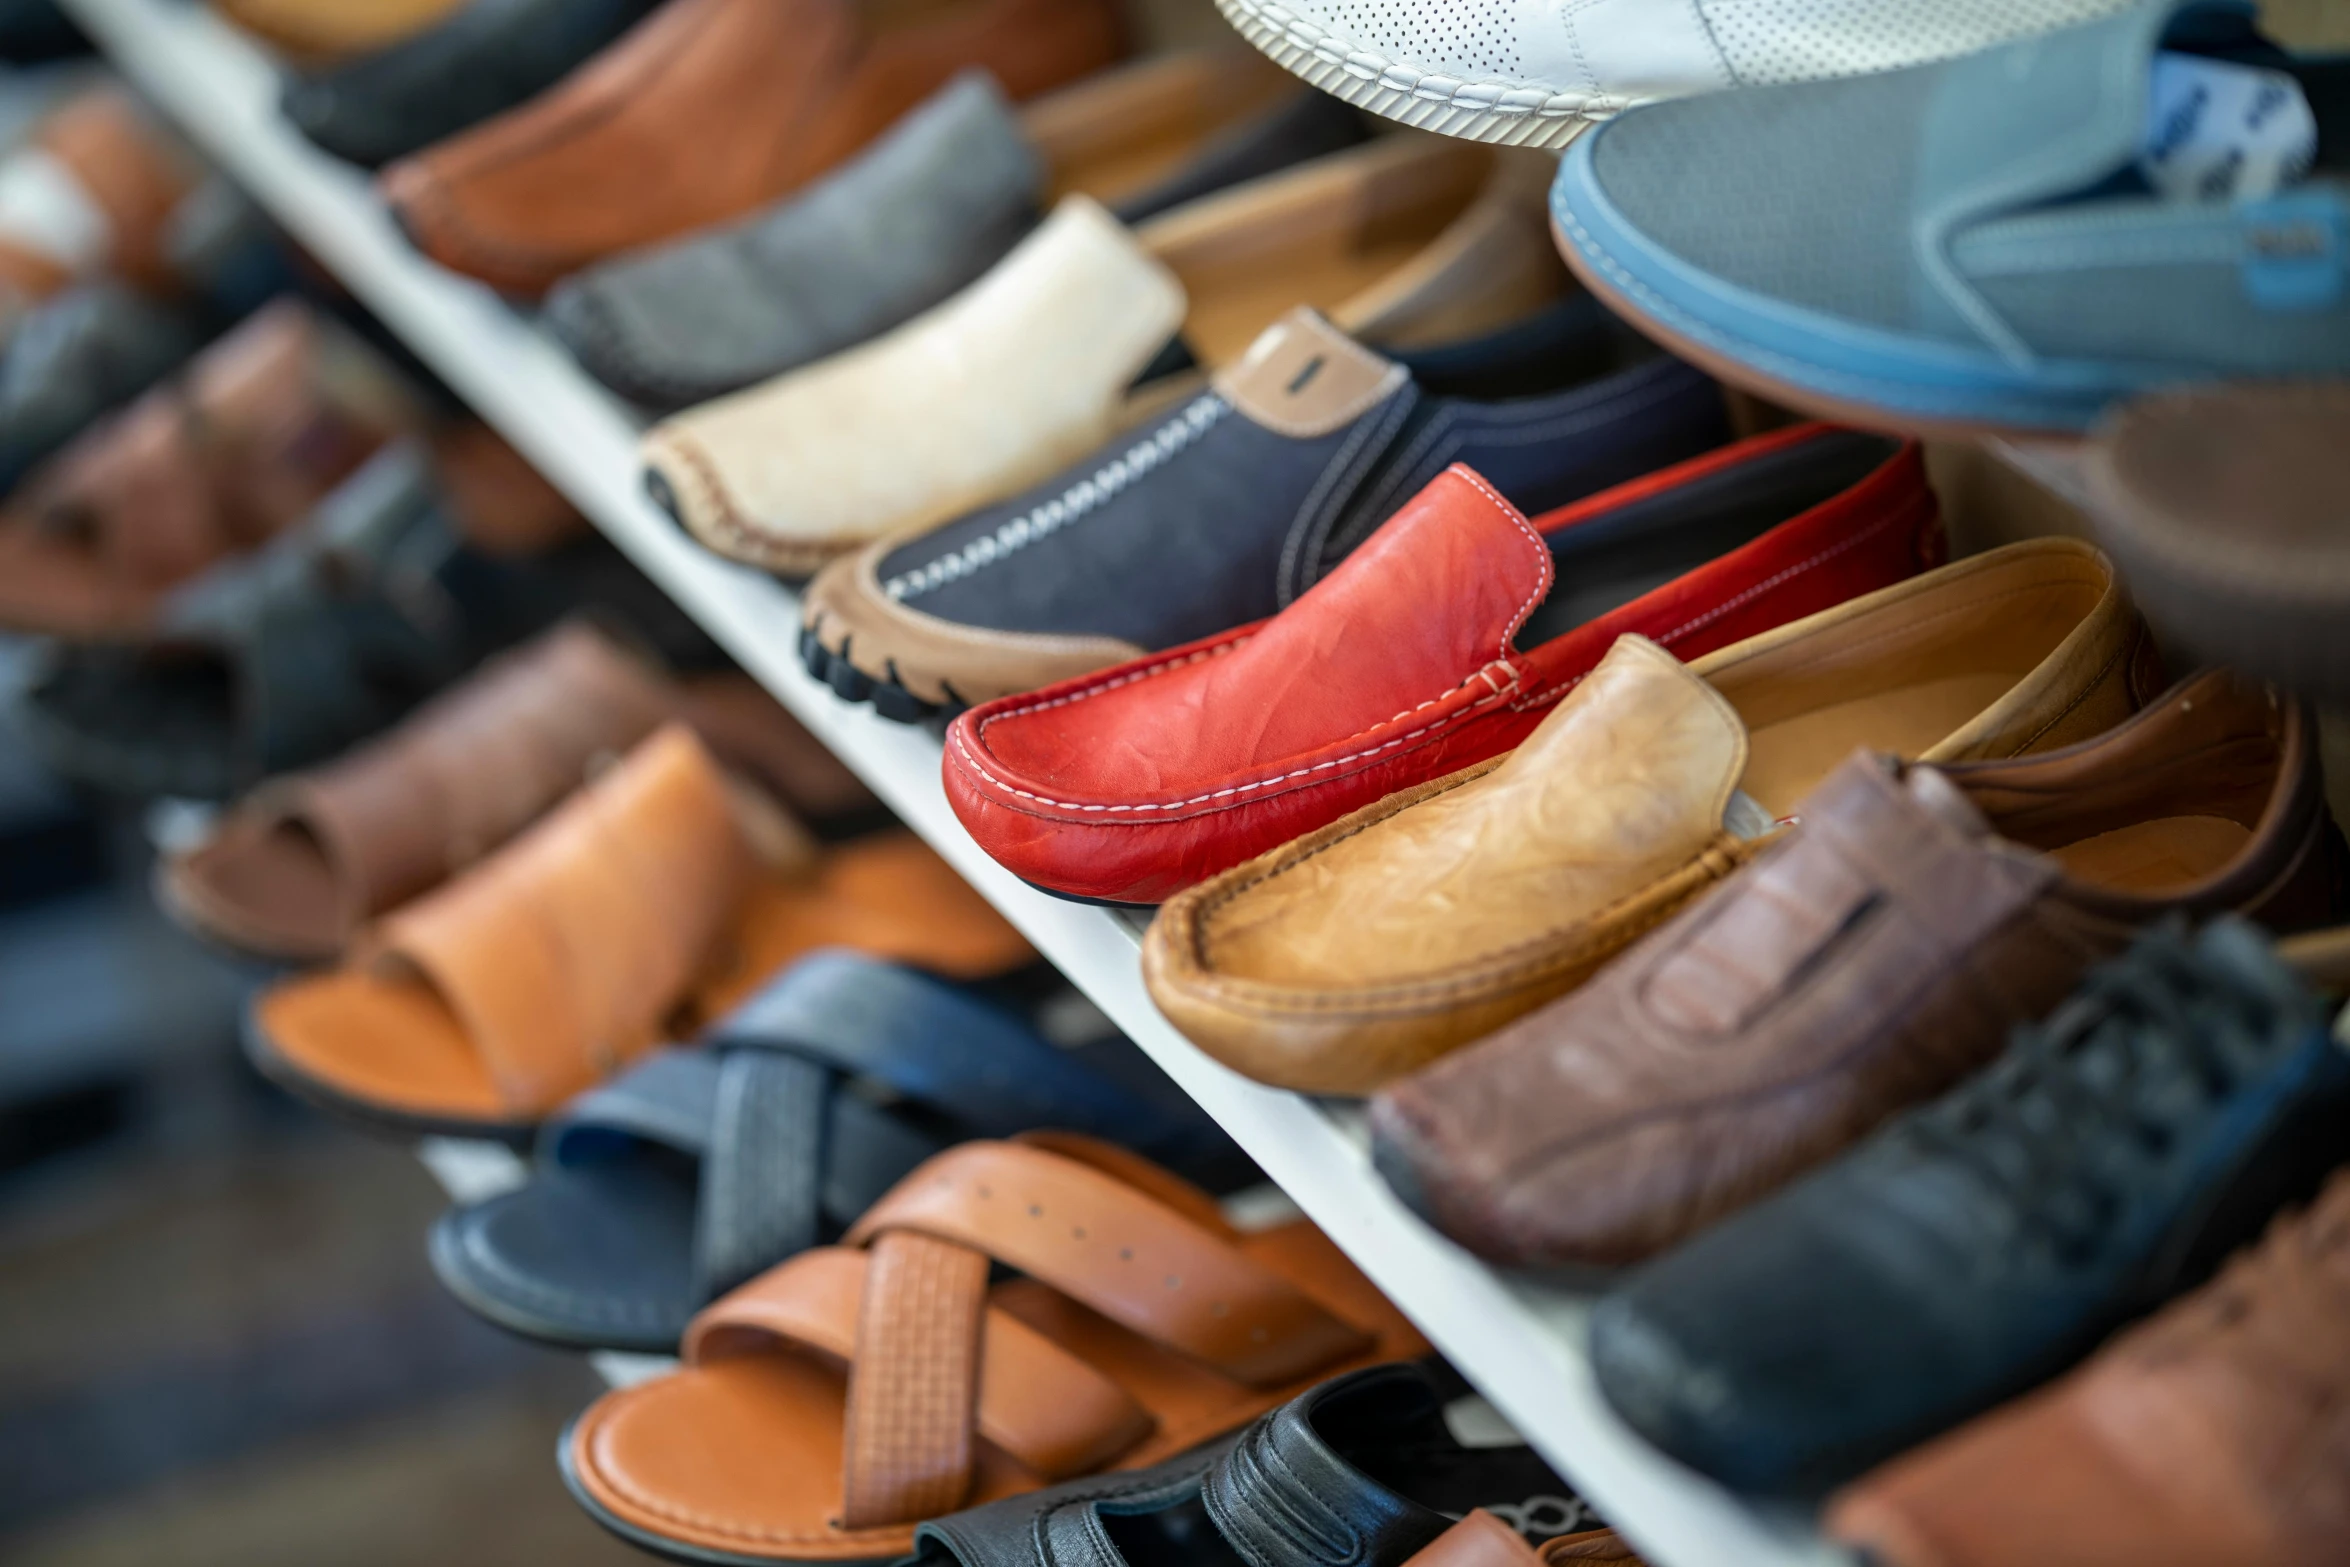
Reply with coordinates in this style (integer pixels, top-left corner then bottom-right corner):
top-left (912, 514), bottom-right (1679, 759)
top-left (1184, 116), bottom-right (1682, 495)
top-left (1902, 919), bottom-right (2318, 1262)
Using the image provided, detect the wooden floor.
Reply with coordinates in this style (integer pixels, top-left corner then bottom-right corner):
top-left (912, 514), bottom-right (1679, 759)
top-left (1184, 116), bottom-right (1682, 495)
top-left (0, 1102), bottom-right (644, 1566)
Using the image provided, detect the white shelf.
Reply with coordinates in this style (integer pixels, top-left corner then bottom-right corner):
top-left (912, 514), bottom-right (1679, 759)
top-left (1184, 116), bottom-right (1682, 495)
top-left (58, 4), bottom-right (1843, 1562)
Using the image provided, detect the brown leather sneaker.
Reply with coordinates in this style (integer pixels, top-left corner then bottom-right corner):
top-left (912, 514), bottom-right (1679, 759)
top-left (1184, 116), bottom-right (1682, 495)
top-left (1829, 1162), bottom-right (2350, 1567)
top-left (379, 0), bottom-right (1125, 296)
top-left (1369, 669), bottom-right (2350, 1268)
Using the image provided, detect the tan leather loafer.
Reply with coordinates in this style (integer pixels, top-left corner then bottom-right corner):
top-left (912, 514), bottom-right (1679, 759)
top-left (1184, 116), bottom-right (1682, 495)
top-left (379, 0), bottom-right (1124, 296)
top-left (642, 136), bottom-right (1564, 576)
top-left (1142, 538), bottom-right (2161, 1094)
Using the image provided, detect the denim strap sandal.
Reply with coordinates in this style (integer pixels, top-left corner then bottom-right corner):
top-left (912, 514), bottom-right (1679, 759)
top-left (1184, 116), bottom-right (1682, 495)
top-left (431, 948), bottom-right (1234, 1351)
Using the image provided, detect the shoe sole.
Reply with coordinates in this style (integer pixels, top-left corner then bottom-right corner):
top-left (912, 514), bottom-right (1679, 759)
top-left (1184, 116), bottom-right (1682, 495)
top-left (1214, 0), bottom-right (1600, 149)
top-left (557, 1417), bottom-right (901, 1567)
top-left (428, 1210), bottom-right (687, 1356)
top-left (796, 624), bottom-right (966, 727)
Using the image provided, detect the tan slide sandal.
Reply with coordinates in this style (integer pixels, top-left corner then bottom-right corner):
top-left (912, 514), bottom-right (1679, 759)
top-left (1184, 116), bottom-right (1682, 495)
top-left (243, 723), bottom-right (1029, 1140)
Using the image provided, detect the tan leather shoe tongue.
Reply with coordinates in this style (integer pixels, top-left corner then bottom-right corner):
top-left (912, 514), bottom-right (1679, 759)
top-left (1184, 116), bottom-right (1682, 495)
top-left (1515, 637), bottom-right (1748, 803)
top-left (1210, 308), bottom-right (1404, 439)
top-left (363, 725), bottom-right (749, 1112)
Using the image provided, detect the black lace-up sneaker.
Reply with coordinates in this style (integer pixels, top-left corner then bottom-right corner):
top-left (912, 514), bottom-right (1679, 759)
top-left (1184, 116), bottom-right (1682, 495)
top-left (1588, 916), bottom-right (2350, 1499)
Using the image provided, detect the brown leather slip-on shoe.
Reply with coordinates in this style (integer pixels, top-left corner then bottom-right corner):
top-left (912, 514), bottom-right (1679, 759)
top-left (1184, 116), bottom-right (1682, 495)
top-left (1368, 668), bottom-right (2350, 1269)
top-left (379, 0), bottom-right (1126, 297)
top-left (214, 0), bottom-right (469, 64)
top-left (243, 725), bottom-right (1029, 1141)
top-left (647, 136), bottom-right (1564, 576)
top-left (0, 297), bottom-right (423, 639)
top-left (560, 1134), bottom-right (1427, 1564)
top-left (158, 621), bottom-right (868, 963)
top-left (1143, 537), bottom-right (2163, 1096)
top-left (1829, 1163), bottom-right (2350, 1567)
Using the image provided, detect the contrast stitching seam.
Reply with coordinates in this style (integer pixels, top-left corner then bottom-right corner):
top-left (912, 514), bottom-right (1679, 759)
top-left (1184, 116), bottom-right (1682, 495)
top-left (957, 469), bottom-right (1547, 816)
top-left (884, 395), bottom-right (1228, 602)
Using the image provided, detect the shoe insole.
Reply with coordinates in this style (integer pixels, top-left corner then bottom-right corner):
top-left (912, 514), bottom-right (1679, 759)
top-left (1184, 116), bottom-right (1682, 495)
top-left (567, 1219), bottom-right (1423, 1563)
top-left (1738, 672), bottom-right (2023, 820)
top-left (1180, 236), bottom-right (1439, 369)
top-left (170, 813), bottom-right (348, 958)
top-left (258, 836), bottom-right (1032, 1129)
top-left (2047, 815), bottom-right (2255, 893)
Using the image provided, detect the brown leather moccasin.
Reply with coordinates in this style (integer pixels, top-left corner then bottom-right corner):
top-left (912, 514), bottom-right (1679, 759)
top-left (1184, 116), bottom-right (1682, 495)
top-left (379, 0), bottom-right (1126, 297)
top-left (1143, 538), bottom-right (2162, 1095)
top-left (244, 724), bottom-right (1028, 1140)
top-left (1829, 1163), bottom-right (2350, 1567)
top-left (1370, 668), bottom-right (2349, 1269)
top-left (159, 621), bottom-right (868, 963)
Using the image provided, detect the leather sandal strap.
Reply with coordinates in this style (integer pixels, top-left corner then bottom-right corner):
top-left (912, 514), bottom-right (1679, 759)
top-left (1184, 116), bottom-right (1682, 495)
top-left (256, 622), bottom-right (675, 925)
top-left (685, 1248), bottom-right (1155, 1483)
top-left (841, 1231), bottom-right (991, 1528)
top-left (367, 725), bottom-right (750, 1112)
top-left (848, 1141), bottom-right (1370, 1385)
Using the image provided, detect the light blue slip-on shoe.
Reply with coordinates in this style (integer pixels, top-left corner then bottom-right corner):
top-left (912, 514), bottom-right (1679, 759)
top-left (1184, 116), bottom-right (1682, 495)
top-left (1551, 0), bottom-right (2350, 436)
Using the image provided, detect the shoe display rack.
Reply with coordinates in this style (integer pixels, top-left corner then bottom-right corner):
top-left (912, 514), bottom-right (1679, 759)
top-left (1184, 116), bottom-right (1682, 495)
top-left (54, 3), bottom-right (1875, 1562)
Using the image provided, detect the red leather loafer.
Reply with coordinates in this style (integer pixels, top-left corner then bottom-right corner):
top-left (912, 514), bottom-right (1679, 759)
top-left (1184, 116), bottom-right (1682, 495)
top-left (943, 425), bottom-right (1945, 905)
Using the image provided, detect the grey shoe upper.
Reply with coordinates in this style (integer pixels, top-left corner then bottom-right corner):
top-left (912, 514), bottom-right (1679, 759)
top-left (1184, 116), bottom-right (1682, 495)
top-left (1584, 0), bottom-right (2350, 376)
top-left (546, 73), bottom-right (1043, 413)
top-left (545, 70), bottom-right (1365, 412)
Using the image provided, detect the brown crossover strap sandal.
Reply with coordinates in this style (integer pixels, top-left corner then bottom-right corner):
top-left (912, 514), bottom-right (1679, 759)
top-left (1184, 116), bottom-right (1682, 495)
top-left (561, 1133), bottom-right (1427, 1564)
top-left (0, 298), bottom-right (421, 638)
top-left (160, 621), bottom-right (865, 962)
top-left (246, 724), bottom-right (1027, 1140)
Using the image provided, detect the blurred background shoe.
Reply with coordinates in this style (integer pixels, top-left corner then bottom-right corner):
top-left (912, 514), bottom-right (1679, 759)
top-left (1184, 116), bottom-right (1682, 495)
top-left (545, 51), bottom-right (1364, 411)
top-left (1216, 0), bottom-right (2127, 148)
top-left (377, 0), bottom-right (1127, 297)
top-left (2086, 381), bottom-right (2350, 705)
top-left (280, 0), bottom-right (667, 170)
top-left (0, 297), bottom-right (423, 640)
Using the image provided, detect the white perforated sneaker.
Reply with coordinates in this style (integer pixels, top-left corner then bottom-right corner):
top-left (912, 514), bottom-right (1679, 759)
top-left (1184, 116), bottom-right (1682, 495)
top-left (1216, 0), bottom-right (2132, 147)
